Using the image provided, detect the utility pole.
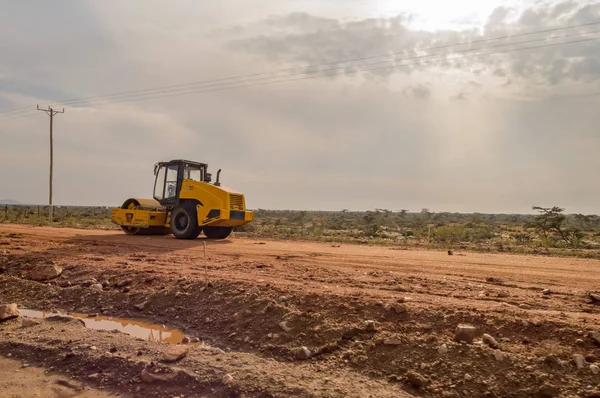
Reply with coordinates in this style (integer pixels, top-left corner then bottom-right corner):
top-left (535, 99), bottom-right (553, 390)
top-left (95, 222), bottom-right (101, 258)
top-left (37, 105), bottom-right (64, 222)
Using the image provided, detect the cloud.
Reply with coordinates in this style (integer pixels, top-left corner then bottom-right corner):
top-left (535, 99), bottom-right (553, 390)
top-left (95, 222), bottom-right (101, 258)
top-left (403, 84), bottom-right (431, 99)
top-left (224, 1), bottom-right (600, 90)
top-left (452, 91), bottom-right (468, 101)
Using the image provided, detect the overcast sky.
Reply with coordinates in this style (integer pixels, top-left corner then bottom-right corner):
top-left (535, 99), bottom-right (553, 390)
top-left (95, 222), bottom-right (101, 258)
top-left (1, 0), bottom-right (599, 213)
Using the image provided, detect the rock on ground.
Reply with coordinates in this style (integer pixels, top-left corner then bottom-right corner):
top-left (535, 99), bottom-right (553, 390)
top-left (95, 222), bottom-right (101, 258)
top-left (250, 286), bottom-right (260, 296)
top-left (295, 346), bottom-right (311, 360)
top-left (163, 346), bottom-right (189, 362)
top-left (134, 300), bottom-right (150, 311)
top-left (223, 373), bottom-right (235, 386)
top-left (0, 303), bottom-right (19, 321)
top-left (482, 333), bottom-right (499, 349)
top-left (438, 344), bottom-right (448, 354)
top-left (115, 279), bottom-right (132, 288)
top-left (27, 264), bottom-right (63, 281)
top-left (392, 304), bottom-right (407, 314)
top-left (21, 318), bottom-right (40, 327)
top-left (406, 371), bottom-right (429, 389)
top-left (140, 369), bottom-right (178, 383)
top-left (590, 364), bottom-right (600, 375)
top-left (454, 324), bottom-right (478, 344)
top-left (363, 320), bottom-right (376, 331)
top-left (279, 321), bottom-right (292, 332)
top-left (573, 354), bottom-right (586, 369)
top-left (544, 354), bottom-right (561, 367)
top-left (383, 339), bottom-right (402, 346)
top-left (538, 383), bottom-right (559, 397)
top-left (493, 350), bottom-right (504, 361)
top-left (486, 277), bottom-right (502, 283)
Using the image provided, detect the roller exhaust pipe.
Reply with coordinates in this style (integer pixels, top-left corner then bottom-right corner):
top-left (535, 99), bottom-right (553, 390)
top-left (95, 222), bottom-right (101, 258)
top-left (215, 169), bottom-right (221, 186)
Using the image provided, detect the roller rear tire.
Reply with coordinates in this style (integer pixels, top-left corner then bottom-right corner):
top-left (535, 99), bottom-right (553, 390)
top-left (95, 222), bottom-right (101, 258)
top-left (170, 203), bottom-right (202, 239)
top-left (203, 226), bottom-right (233, 239)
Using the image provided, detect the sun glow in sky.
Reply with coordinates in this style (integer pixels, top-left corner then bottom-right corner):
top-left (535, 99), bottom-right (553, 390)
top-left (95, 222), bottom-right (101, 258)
top-left (224, 0), bottom-right (530, 32)
top-left (374, 0), bottom-right (529, 30)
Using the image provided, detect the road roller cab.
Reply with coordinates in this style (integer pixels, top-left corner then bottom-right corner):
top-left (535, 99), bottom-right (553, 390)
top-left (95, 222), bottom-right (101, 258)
top-left (111, 159), bottom-right (254, 239)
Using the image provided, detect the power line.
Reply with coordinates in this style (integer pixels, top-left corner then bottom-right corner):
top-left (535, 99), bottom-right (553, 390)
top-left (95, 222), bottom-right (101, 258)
top-left (69, 35), bottom-right (600, 106)
top-left (1, 32), bottom-right (599, 121)
top-left (50, 21), bottom-right (600, 106)
top-left (1, 20), bottom-right (599, 116)
top-left (0, 104), bottom-right (34, 116)
top-left (0, 112), bottom-right (41, 122)
top-left (3, 34), bottom-right (598, 120)
top-left (58, 29), bottom-right (600, 107)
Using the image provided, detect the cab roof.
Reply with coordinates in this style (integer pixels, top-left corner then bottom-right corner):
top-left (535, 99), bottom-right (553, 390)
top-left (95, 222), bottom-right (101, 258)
top-left (159, 159), bottom-right (208, 168)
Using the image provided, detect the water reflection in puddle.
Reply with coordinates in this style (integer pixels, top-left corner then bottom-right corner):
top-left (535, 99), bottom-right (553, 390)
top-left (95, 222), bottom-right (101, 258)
top-left (20, 309), bottom-right (184, 344)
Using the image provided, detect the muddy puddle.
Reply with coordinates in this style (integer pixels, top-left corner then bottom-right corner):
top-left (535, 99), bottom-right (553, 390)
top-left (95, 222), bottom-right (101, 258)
top-left (20, 309), bottom-right (185, 344)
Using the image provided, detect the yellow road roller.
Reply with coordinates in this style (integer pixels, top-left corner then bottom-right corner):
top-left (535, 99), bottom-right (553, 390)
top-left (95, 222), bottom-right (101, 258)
top-left (111, 159), bottom-right (253, 239)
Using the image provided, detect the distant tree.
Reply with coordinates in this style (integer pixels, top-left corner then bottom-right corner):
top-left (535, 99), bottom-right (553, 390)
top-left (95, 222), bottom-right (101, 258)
top-left (433, 212), bottom-right (450, 223)
top-left (291, 211), bottom-right (307, 232)
top-left (420, 208), bottom-right (432, 221)
top-left (363, 211), bottom-right (381, 237)
top-left (529, 206), bottom-right (565, 239)
top-left (529, 206), bottom-right (582, 247)
top-left (399, 209), bottom-right (408, 217)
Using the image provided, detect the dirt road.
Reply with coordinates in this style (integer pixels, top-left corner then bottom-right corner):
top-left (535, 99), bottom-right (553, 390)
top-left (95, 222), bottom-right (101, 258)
top-left (1, 224), bottom-right (600, 397)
